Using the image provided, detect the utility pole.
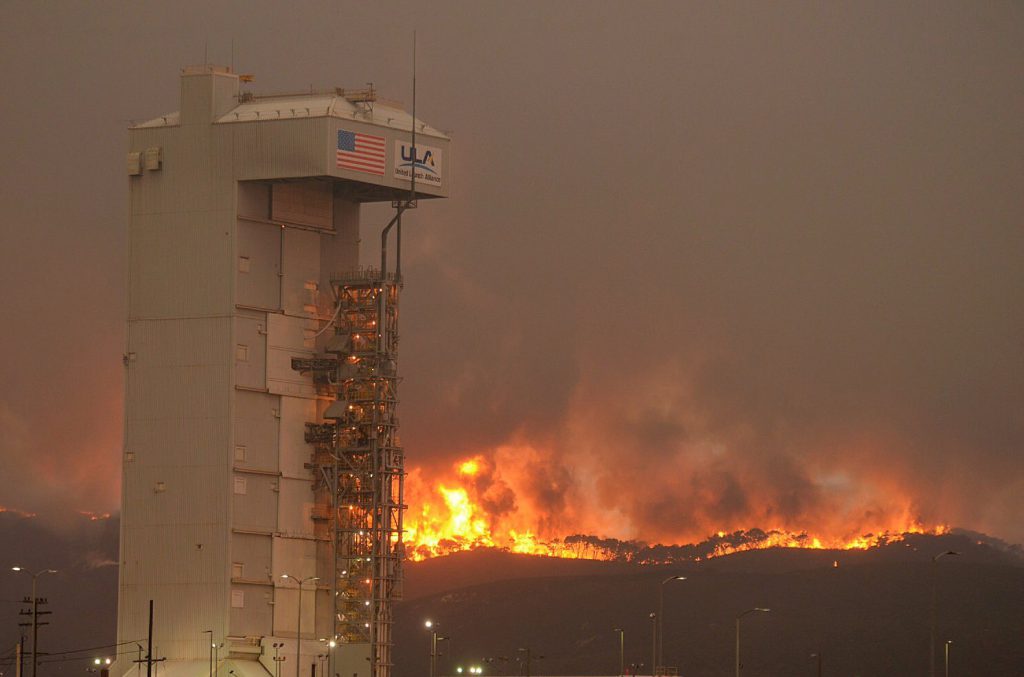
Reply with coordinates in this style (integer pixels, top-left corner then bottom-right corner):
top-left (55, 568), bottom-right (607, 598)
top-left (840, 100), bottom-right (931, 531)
top-left (16, 637), bottom-right (24, 677)
top-left (13, 568), bottom-right (56, 677)
top-left (133, 601), bottom-right (165, 677)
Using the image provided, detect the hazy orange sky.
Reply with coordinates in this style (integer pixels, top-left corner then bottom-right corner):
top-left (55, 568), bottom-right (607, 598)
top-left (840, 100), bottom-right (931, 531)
top-left (1, 1), bottom-right (1021, 544)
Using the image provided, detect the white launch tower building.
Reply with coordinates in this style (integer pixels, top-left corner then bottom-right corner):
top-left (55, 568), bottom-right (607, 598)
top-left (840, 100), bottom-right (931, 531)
top-left (116, 65), bottom-right (448, 677)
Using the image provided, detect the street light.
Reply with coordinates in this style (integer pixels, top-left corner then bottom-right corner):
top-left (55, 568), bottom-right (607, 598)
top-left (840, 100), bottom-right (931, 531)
top-left (281, 574), bottom-right (319, 677)
top-left (657, 575), bottom-right (686, 672)
top-left (271, 643), bottom-right (285, 677)
top-left (516, 648), bottom-right (542, 677)
top-left (734, 608), bottom-right (769, 677)
top-left (810, 652), bottom-right (822, 677)
top-left (648, 613), bottom-right (656, 677)
top-left (321, 638), bottom-right (337, 677)
top-left (944, 640), bottom-right (952, 677)
top-left (612, 628), bottom-right (624, 677)
top-left (425, 621), bottom-right (450, 677)
top-left (930, 551), bottom-right (959, 677)
top-left (11, 566), bottom-right (57, 677)
top-left (426, 620), bottom-right (437, 677)
top-left (212, 643), bottom-right (224, 677)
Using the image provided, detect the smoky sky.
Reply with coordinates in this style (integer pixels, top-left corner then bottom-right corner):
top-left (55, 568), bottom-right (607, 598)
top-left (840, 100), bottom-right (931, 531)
top-left (1, 2), bottom-right (1021, 542)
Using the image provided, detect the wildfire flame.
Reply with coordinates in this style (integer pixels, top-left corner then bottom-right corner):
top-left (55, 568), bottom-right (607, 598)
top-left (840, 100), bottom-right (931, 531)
top-left (403, 455), bottom-right (949, 562)
top-left (0, 505), bottom-right (37, 518)
top-left (78, 510), bottom-right (112, 521)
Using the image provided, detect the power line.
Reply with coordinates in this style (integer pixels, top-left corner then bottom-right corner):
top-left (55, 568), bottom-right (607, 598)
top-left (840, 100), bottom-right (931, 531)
top-left (0, 639), bottom-right (149, 668)
top-left (40, 639), bottom-right (147, 659)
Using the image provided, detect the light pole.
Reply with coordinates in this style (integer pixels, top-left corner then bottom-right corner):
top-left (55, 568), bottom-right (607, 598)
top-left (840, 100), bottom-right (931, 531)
top-left (324, 639), bottom-right (336, 677)
top-left (930, 551), bottom-right (959, 677)
top-left (425, 620), bottom-right (437, 677)
top-left (272, 643), bottom-right (285, 677)
top-left (281, 574), bottom-right (319, 677)
top-left (944, 640), bottom-right (952, 677)
top-left (613, 628), bottom-right (624, 677)
top-left (11, 566), bottom-right (57, 677)
top-left (426, 621), bottom-right (450, 677)
top-left (212, 643), bottom-right (223, 677)
top-left (203, 631), bottom-right (213, 677)
top-left (734, 608), bottom-right (769, 677)
top-left (648, 613), bottom-right (656, 677)
top-left (810, 652), bottom-right (822, 677)
top-left (657, 575), bottom-right (686, 672)
top-left (516, 648), bottom-right (541, 677)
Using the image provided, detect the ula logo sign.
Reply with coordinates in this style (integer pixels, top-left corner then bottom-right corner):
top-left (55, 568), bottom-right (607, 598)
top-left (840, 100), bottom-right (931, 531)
top-left (393, 141), bottom-right (443, 187)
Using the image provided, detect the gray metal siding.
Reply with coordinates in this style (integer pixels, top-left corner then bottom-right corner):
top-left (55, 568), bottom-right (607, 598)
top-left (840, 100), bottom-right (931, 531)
top-left (233, 391), bottom-right (280, 472)
top-left (236, 219), bottom-right (282, 310)
top-left (233, 472), bottom-right (278, 532)
top-left (230, 531), bottom-right (274, 580)
top-left (282, 228), bottom-right (321, 317)
top-left (234, 311), bottom-right (268, 390)
top-left (231, 118), bottom-right (329, 181)
top-left (128, 211), bottom-right (234, 320)
top-left (229, 583), bottom-right (274, 638)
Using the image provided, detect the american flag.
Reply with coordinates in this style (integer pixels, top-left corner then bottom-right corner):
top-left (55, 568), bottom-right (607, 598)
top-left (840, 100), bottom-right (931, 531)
top-left (336, 129), bottom-right (386, 176)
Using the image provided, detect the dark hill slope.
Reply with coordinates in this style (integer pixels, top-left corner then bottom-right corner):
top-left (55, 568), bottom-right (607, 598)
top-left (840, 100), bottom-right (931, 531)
top-left (394, 538), bottom-right (1023, 676)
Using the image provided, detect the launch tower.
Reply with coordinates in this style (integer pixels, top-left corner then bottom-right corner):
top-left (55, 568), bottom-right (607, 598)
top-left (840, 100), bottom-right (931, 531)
top-left (117, 65), bottom-right (448, 677)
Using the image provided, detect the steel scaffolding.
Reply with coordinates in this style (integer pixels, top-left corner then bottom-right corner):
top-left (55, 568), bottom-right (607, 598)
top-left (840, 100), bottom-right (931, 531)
top-left (293, 267), bottom-right (405, 677)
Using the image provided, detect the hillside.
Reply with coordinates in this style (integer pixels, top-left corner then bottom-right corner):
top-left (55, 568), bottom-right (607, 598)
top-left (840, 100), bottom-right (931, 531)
top-left (394, 536), bottom-right (1024, 676)
top-left (2, 515), bottom-right (1022, 676)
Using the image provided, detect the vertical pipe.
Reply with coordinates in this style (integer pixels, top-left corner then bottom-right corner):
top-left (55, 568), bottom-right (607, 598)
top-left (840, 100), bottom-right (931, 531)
top-left (147, 600), bottom-right (154, 677)
top-left (331, 456), bottom-right (339, 677)
top-left (395, 218), bottom-right (401, 280)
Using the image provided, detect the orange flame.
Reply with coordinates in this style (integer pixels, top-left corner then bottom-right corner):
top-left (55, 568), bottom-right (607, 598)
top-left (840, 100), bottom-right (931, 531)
top-left (0, 506), bottom-right (38, 518)
top-left (403, 455), bottom-right (950, 562)
top-left (78, 510), bottom-right (112, 521)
